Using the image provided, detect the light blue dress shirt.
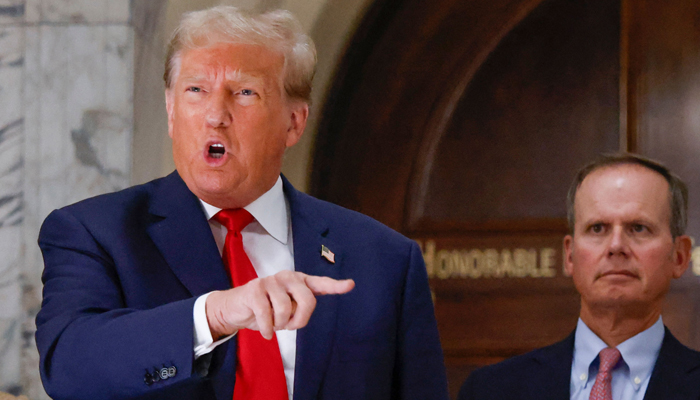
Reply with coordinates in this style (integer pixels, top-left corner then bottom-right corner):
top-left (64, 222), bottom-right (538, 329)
top-left (570, 317), bottom-right (664, 400)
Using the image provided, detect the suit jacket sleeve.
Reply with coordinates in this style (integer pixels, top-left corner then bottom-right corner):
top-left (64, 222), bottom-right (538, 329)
top-left (36, 208), bottom-right (201, 400)
top-left (394, 242), bottom-right (449, 399)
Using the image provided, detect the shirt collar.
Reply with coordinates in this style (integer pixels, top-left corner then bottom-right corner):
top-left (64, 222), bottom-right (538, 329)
top-left (617, 317), bottom-right (664, 389)
top-left (572, 317), bottom-right (664, 391)
top-left (199, 176), bottom-right (289, 244)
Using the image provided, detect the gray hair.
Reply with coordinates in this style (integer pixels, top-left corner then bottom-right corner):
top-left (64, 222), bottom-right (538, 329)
top-left (164, 6), bottom-right (316, 103)
top-left (566, 153), bottom-right (688, 238)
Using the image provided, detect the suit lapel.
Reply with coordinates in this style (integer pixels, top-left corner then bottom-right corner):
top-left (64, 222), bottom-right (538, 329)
top-left (528, 331), bottom-right (575, 399)
top-left (283, 177), bottom-right (343, 400)
top-left (644, 327), bottom-right (700, 400)
top-left (147, 172), bottom-right (236, 400)
top-left (146, 171), bottom-right (230, 297)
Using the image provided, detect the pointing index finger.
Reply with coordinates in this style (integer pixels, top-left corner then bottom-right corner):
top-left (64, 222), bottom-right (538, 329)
top-left (303, 275), bottom-right (355, 295)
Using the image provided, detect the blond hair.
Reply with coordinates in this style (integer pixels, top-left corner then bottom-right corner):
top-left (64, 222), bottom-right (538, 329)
top-left (164, 6), bottom-right (316, 103)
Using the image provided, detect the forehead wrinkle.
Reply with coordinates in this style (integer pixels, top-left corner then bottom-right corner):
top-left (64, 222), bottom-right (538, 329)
top-left (224, 69), bottom-right (265, 85)
top-left (177, 69), bottom-right (267, 89)
top-left (179, 72), bottom-right (208, 82)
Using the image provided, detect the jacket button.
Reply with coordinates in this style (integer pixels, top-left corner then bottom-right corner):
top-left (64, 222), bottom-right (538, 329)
top-left (152, 368), bottom-right (161, 382)
top-left (144, 371), bottom-right (154, 386)
top-left (168, 366), bottom-right (177, 378)
top-left (159, 367), bottom-right (169, 380)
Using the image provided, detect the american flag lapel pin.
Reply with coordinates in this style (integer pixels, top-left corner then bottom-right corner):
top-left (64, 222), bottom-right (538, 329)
top-left (321, 245), bottom-right (335, 263)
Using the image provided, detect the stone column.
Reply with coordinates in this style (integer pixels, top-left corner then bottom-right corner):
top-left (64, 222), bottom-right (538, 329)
top-left (0, 0), bottom-right (133, 397)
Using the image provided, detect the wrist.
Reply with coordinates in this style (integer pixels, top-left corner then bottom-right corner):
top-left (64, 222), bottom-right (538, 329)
top-left (206, 291), bottom-right (232, 341)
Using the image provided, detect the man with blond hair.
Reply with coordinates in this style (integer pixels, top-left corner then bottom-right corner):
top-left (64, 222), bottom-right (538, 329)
top-left (36, 6), bottom-right (448, 400)
top-left (459, 154), bottom-right (700, 400)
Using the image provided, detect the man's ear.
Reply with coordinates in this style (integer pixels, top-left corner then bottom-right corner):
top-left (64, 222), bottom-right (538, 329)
top-left (165, 89), bottom-right (174, 139)
top-left (285, 102), bottom-right (309, 148)
top-left (563, 235), bottom-right (575, 277)
top-left (671, 235), bottom-right (693, 279)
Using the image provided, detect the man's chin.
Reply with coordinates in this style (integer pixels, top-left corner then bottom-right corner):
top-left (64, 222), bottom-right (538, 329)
top-left (586, 292), bottom-right (649, 313)
top-left (182, 173), bottom-right (245, 206)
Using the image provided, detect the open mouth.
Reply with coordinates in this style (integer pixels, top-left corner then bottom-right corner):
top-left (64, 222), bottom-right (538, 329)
top-left (208, 143), bottom-right (225, 159)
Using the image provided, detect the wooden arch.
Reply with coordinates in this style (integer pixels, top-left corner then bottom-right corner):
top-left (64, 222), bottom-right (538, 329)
top-left (312, 0), bottom-right (700, 397)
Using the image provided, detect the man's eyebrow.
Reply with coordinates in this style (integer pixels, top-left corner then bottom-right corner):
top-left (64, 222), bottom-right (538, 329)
top-left (627, 217), bottom-right (656, 226)
top-left (178, 71), bottom-right (265, 83)
top-left (225, 70), bottom-right (265, 84)
top-left (581, 218), bottom-right (606, 227)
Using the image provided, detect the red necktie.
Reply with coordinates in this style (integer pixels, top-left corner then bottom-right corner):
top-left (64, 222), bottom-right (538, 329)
top-left (589, 347), bottom-right (621, 400)
top-left (213, 209), bottom-right (288, 400)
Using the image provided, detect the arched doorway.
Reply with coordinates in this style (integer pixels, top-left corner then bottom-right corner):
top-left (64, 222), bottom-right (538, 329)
top-left (312, 0), bottom-right (700, 396)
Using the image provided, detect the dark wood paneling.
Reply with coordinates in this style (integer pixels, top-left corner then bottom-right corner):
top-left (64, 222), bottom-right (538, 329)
top-left (313, 0), bottom-right (548, 230)
top-left (313, 0), bottom-right (700, 398)
top-left (414, 0), bottom-right (620, 232)
top-left (626, 0), bottom-right (700, 240)
top-left (625, 0), bottom-right (700, 354)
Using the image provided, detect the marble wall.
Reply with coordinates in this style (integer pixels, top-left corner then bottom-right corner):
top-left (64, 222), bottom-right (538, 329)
top-left (0, 2), bottom-right (25, 394)
top-left (0, 0), bottom-right (133, 397)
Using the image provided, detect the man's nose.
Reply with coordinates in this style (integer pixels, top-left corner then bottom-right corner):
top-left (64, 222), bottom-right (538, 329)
top-left (607, 226), bottom-right (630, 257)
top-left (205, 92), bottom-right (232, 128)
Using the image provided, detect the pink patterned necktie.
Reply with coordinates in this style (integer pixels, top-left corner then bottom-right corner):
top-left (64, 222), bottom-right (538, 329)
top-left (589, 347), bottom-right (621, 400)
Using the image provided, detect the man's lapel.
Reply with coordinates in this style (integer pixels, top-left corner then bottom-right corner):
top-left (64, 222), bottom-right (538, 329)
top-left (283, 177), bottom-right (343, 400)
top-left (146, 172), bottom-right (236, 400)
top-left (146, 171), bottom-right (230, 296)
top-left (644, 327), bottom-right (700, 400)
top-left (527, 331), bottom-right (575, 399)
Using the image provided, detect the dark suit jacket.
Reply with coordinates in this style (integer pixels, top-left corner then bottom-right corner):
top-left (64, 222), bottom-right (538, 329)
top-left (458, 327), bottom-right (700, 400)
top-left (36, 172), bottom-right (448, 400)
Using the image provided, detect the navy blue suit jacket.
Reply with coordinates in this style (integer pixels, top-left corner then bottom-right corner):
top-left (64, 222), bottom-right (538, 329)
top-left (36, 172), bottom-right (448, 400)
top-left (458, 327), bottom-right (700, 400)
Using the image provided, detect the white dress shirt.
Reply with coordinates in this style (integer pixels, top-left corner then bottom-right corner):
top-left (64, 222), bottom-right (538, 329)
top-left (570, 317), bottom-right (664, 400)
top-left (191, 177), bottom-right (297, 399)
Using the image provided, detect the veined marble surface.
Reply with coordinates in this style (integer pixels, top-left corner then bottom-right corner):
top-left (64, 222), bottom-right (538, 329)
top-left (0, 0), bottom-right (135, 397)
top-left (25, 0), bottom-right (130, 24)
top-left (0, 1), bottom-right (25, 25)
top-left (0, 23), bottom-right (26, 396)
top-left (26, 24), bottom-right (132, 216)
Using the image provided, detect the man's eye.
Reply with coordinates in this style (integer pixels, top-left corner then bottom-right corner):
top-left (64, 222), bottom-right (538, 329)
top-left (187, 87), bottom-right (201, 93)
top-left (590, 224), bottom-right (604, 233)
top-left (631, 224), bottom-right (647, 233)
top-left (240, 89), bottom-right (254, 96)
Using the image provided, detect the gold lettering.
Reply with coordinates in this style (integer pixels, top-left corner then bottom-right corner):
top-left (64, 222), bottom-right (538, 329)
top-left (435, 249), bottom-right (453, 279)
top-left (455, 250), bottom-right (468, 278)
top-left (451, 250), bottom-right (463, 279)
top-left (502, 249), bottom-right (523, 278)
top-left (514, 248), bottom-right (538, 277)
top-left (417, 239), bottom-right (563, 280)
top-left (422, 240), bottom-right (436, 278)
top-left (484, 249), bottom-right (500, 278)
top-left (463, 249), bottom-right (482, 278)
top-left (539, 248), bottom-right (557, 277)
top-left (692, 246), bottom-right (700, 276)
